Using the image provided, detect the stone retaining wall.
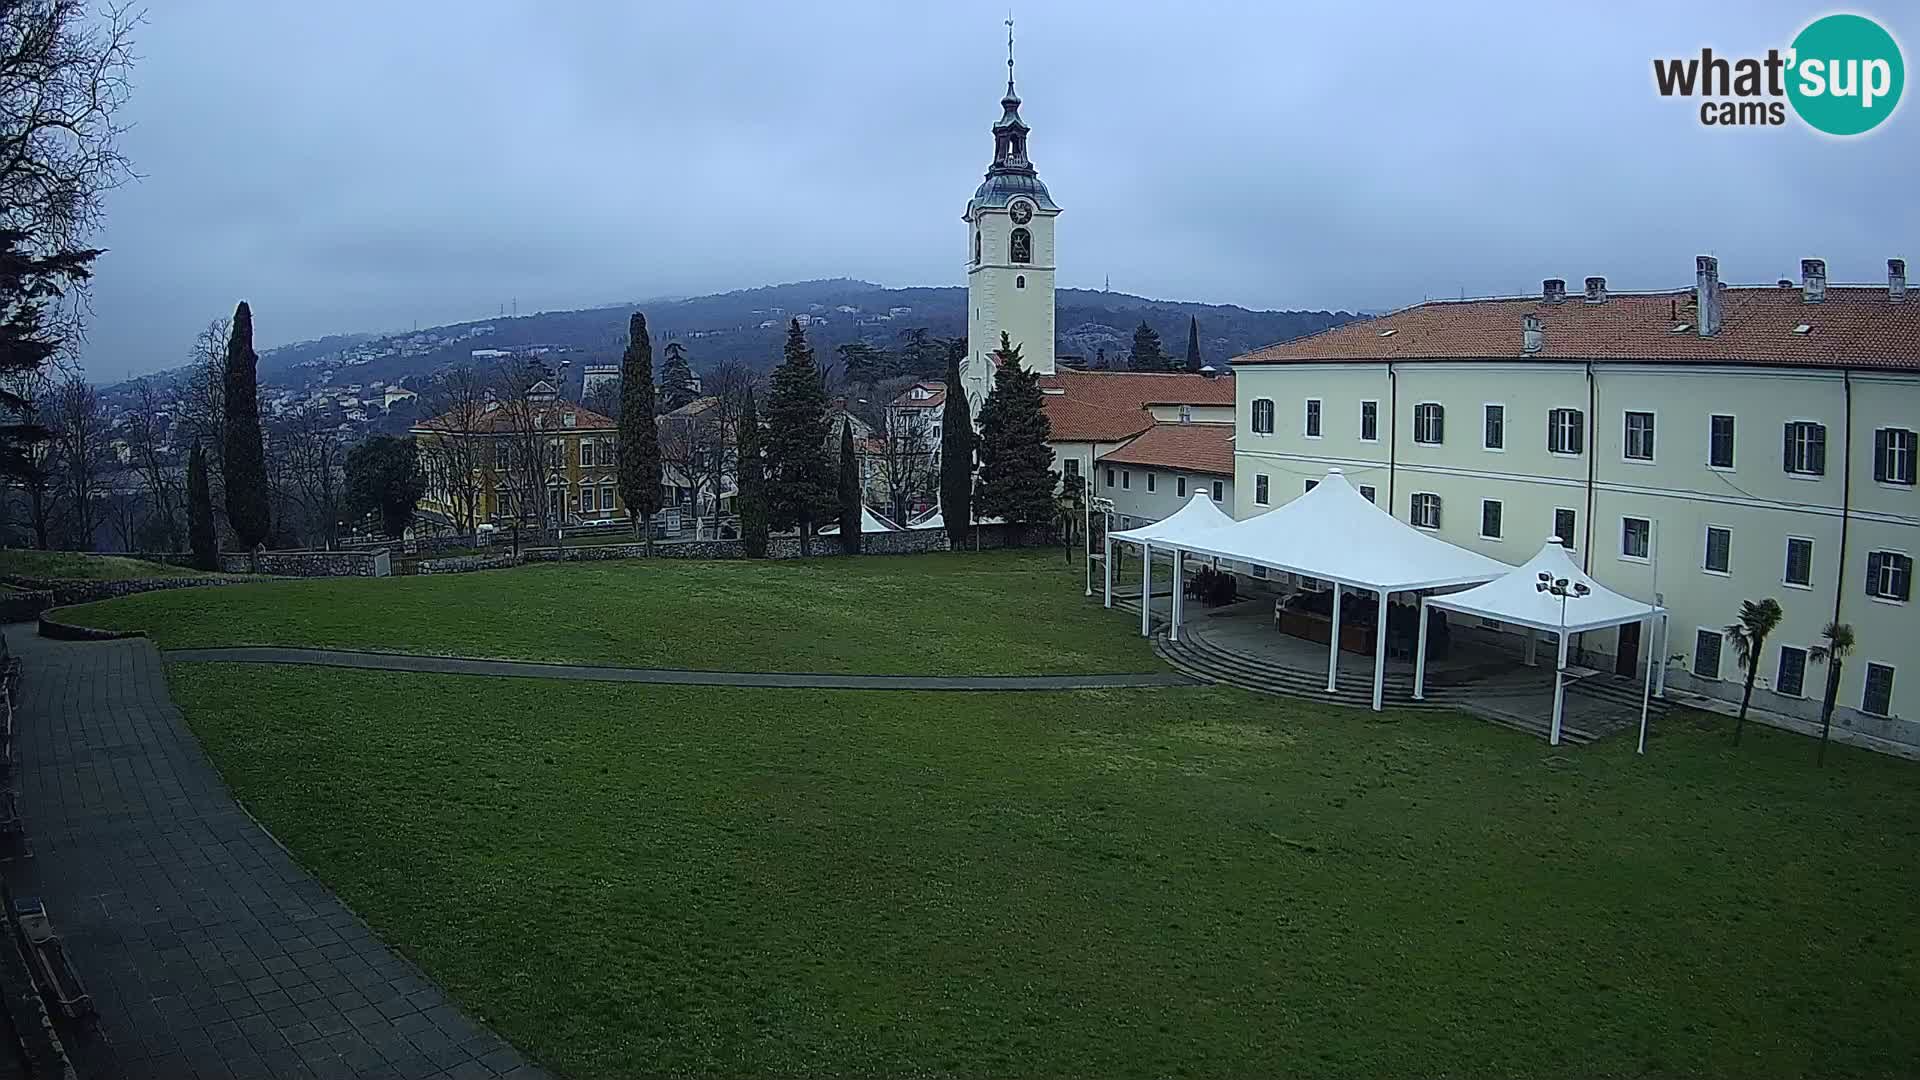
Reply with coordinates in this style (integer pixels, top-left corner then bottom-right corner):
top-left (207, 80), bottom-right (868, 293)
top-left (409, 524), bottom-right (1052, 574)
top-left (152, 550), bottom-right (392, 577)
top-left (0, 587), bottom-right (53, 623)
top-left (0, 573), bottom-right (261, 607)
top-left (417, 552), bottom-right (524, 574)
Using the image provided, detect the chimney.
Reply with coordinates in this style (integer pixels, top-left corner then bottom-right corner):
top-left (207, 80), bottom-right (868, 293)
top-left (1891, 258), bottom-right (1908, 302)
top-left (1695, 255), bottom-right (1721, 336)
top-left (1542, 278), bottom-right (1567, 304)
top-left (1522, 313), bottom-right (1544, 354)
top-left (1777, 278), bottom-right (1795, 289)
top-left (1583, 276), bottom-right (1607, 304)
top-left (1801, 257), bottom-right (1826, 303)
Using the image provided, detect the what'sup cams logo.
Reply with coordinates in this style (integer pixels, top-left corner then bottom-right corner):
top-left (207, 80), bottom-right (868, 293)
top-left (1654, 13), bottom-right (1903, 134)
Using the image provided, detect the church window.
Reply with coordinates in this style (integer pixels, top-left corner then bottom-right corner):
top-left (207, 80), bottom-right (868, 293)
top-left (1016, 275), bottom-right (1025, 289)
top-left (973, 231), bottom-right (981, 265)
top-left (1011, 227), bottom-right (1031, 264)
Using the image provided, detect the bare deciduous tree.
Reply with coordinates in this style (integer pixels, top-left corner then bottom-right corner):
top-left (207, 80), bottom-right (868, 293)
top-left (47, 372), bottom-right (106, 548)
top-left (278, 410), bottom-right (344, 548)
top-left (658, 404), bottom-right (728, 538)
top-left (123, 376), bottom-right (181, 549)
top-left (416, 362), bottom-right (491, 545)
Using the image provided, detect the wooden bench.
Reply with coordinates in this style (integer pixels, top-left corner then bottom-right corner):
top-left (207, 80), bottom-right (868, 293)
top-left (12, 899), bottom-right (91, 1020)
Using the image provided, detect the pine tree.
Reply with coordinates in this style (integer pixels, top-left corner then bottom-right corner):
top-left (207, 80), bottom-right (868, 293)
top-left (222, 302), bottom-right (271, 549)
top-left (939, 339), bottom-right (974, 547)
top-left (837, 420), bottom-right (861, 555)
top-left (659, 341), bottom-right (698, 413)
top-left (1129, 321), bottom-right (1167, 372)
top-left (617, 313), bottom-right (663, 553)
top-left (1185, 315), bottom-right (1203, 372)
top-left (0, 230), bottom-right (96, 489)
top-left (763, 320), bottom-right (834, 556)
top-left (736, 387), bottom-right (769, 557)
top-left (187, 442), bottom-right (217, 570)
top-left (975, 332), bottom-right (1057, 537)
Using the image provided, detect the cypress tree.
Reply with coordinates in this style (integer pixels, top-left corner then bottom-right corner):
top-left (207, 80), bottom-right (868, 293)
top-left (1128, 321), bottom-right (1167, 372)
top-left (222, 302), bottom-right (271, 549)
top-left (659, 341), bottom-right (698, 413)
top-left (1186, 315), bottom-right (1203, 372)
top-left (975, 332), bottom-right (1057, 538)
top-left (837, 420), bottom-right (861, 555)
top-left (939, 340), bottom-right (973, 547)
top-left (617, 313), bottom-right (663, 553)
top-left (763, 320), bottom-right (834, 556)
top-left (187, 442), bottom-right (217, 570)
top-left (736, 387), bottom-right (769, 557)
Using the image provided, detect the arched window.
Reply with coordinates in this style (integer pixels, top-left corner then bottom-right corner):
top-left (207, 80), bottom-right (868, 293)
top-left (972, 231), bottom-right (981, 265)
top-left (1010, 227), bottom-right (1031, 264)
top-left (1016, 275), bottom-right (1025, 289)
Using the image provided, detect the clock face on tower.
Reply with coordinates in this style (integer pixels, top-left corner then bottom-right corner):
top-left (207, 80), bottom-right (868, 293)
top-left (1008, 200), bottom-right (1033, 225)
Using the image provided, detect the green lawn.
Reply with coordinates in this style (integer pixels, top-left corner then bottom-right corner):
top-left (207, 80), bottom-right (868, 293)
top-left (170, 663), bottom-right (1920, 1079)
top-left (0, 549), bottom-right (209, 581)
top-left (66, 551), bottom-right (1155, 675)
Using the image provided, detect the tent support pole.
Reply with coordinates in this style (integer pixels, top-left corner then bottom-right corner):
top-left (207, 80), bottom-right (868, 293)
top-left (1550, 630), bottom-right (1569, 747)
top-left (1654, 613), bottom-right (1669, 698)
top-left (1326, 582), bottom-right (1342, 692)
top-left (1140, 542), bottom-right (1152, 638)
top-left (1371, 588), bottom-right (1388, 712)
top-left (1170, 549), bottom-right (1184, 643)
top-left (1413, 597), bottom-right (1430, 700)
top-left (1637, 615), bottom-right (1654, 755)
top-left (1102, 534), bottom-right (1113, 609)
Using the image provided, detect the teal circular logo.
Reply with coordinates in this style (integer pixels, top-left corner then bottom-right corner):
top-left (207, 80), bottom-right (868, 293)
top-left (1787, 14), bottom-right (1904, 135)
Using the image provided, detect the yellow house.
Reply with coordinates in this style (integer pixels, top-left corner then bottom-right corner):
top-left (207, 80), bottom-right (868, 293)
top-left (412, 381), bottom-right (624, 529)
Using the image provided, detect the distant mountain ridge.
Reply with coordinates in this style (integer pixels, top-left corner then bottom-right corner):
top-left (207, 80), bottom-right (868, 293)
top-left (114, 278), bottom-right (1360, 398)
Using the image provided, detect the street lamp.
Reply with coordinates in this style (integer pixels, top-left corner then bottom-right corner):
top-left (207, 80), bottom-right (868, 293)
top-left (1535, 572), bottom-right (1591, 746)
top-left (1089, 493), bottom-right (1115, 599)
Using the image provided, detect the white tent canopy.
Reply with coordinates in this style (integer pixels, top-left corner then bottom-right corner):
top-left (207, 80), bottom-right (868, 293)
top-left (1416, 538), bottom-right (1668, 747)
top-left (1109, 490), bottom-right (1237, 547)
top-left (1103, 470), bottom-right (1508, 711)
top-left (819, 504), bottom-right (900, 535)
top-left (906, 507), bottom-right (1005, 531)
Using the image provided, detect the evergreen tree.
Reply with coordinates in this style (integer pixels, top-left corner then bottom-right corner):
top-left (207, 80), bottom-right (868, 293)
top-left (1128, 321), bottom-right (1167, 372)
top-left (763, 320), bottom-right (834, 556)
top-left (617, 313), bottom-right (663, 552)
top-left (939, 339), bottom-right (974, 547)
top-left (975, 332), bottom-right (1057, 537)
top-left (837, 420), bottom-right (861, 555)
top-left (345, 435), bottom-right (428, 538)
top-left (222, 302), bottom-right (271, 549)
top-left (0, 230), bottom-right (96, 487)
top-left (659, 340), bottom-right (698, 413)
top-left (736, 387), bottom-right (769, 557)
top-left (187, 442), bottom-right (217, 570)
top-left (1186, 315), bottom-right (1203, 372)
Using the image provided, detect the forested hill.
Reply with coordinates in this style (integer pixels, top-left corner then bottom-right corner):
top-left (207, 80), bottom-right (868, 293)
top-left (119, 279), bottom-right (1360, 398)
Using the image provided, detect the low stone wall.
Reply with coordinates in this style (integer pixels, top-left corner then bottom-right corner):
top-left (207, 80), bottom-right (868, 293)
top-left (0, 573), bottom-right (262, 607)
top-left (0, 587), bottom-right (53, 623)
top-left (214, 550), bottom-right (390, 577)
top-left (417, 552), bottom-right (525, 574)
top-left (37, 613), bottom-right (146, 640)
top-left (404, 524), bottom-right (1056, 574)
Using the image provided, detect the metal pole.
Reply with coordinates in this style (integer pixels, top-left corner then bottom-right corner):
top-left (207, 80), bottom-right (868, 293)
top-left (1371, 587), bottom-right (1389, 712)
top-left (1327, 581), bottom-right (1343, 692)
top-left (1551, 627), bottom-right (1569, 747)
top-left (1171, 548), bottom-right (1184, 642)
top-left (1637, 615), bottom-right (1654, 755)
top-left (1413, 597), bottom-right (1430, 700)
top-left (1083, 475), bottom-right (1093, 596)
top-left (1140, 542), bottom-right (1153, 638)
top-left (1102, 532), bottom-right (1113, 608)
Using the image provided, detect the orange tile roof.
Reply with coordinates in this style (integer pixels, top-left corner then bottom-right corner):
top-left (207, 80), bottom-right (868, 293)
top-left (1037, 368), bottom-right (1236, 442)
top-left (889, 381), bottom-right (947, 410)
top-left (414, 400), bottom-right (618, 435)
top-left (1097, 422), bottom-right (1235, 475)
top-left (1235, 285), bottom-right (1920, 370)
top-left (1042, 396), bottom-right (1156, 443)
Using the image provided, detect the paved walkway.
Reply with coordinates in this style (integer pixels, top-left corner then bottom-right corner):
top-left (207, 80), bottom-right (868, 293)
top-left (164, 646), bottom-right (1197, 691)
top-left (5, 629), bottom-right (548, 1080)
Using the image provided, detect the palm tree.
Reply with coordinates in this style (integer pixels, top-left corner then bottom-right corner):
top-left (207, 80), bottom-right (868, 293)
top-left (1808, 621), bottom-right (1856, 767)
top-left (1725, 598), bottom-right (1784, 746)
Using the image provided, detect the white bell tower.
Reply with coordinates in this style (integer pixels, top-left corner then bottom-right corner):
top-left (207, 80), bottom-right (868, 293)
top-left (962, 18), bottom-right (1057, 404)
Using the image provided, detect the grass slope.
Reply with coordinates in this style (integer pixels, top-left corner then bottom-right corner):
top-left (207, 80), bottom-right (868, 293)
top-left (68, 552), bottom-right (1152, 675)
top-left (0, 549), bottom-right (207, 580)
top-left (170, 664), bottom-right (1920, 1079)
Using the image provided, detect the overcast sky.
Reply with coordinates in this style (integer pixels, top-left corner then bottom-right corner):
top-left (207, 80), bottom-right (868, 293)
top-left (80, 1), bottom-right (1918, 382)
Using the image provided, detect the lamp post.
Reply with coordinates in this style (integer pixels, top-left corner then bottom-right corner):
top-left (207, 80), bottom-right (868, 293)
top-left (1091, 494), bottom-right (1115, 603)
top-left (1535, 572), bottom-right (1590, 747)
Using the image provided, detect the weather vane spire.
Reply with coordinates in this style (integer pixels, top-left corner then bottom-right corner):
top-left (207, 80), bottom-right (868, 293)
top-left (1006, 12), bottom-right (1015, 93)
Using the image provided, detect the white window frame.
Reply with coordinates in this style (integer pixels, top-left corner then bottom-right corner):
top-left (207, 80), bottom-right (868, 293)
top-left (599, 485), bottom-right (615, 513)
top-left (1410, 492), bottom-right (1442, 530)
top-left (1121, 470), bottom-right (1130, 490)
top-left (1553, 508), bottom-right (1578, 551)
top-left (1482, 403), bottom-right (1505, 452)
top-left (1877, 426), bottom-right (1917, 487)
top-left (1210, 480), bottom-right (1224, 502)
top-left (1784, 419), bottom-right (1826, 478)
top-left (1783, 536), bottom-right (1814, 590)
top-left (1703, 524), bottom-right (1732, 576)
top-left (1692, 627), bottom-right (1725, 681)
top-left (1303, 398), bottom-right (1323, 439)
top-left (1708, 413), bottom-right (1737, 471)
top-left (1867, 549), bottom-right (1912, 604)
top-left (1620, 516), bottom-right (1652, 563)
top-left (1254, 474), bottom-right (1269, 505)
top-left (1359, 484), bottom-right (1377, 504)
top-left (1479, 498), bottom-right (1503, 540)
top-left (1359, 400), bottom-right (1379, 443)
top-left (1176, 476), bottom-right (1186, 498)
top-left (1146, 472), bottom-right (1155, 493)
top-left (1304, 479), bottom-right (1319, 494)
top-left (1774, 644), bottom-right (1809, 699)
top-left (1250, 398), bottom-right (1275, 436)
top-left (1861, 662), bottom-right (1896, 718)
top-left (579, 484), bottom-right (596, 513)
top-left (1623, 409), bottom-right (1657, 463)
top-left (1548, 408), bottom-right (1584, 457)
top-left (1413, 402), bottom-right (1444, 445)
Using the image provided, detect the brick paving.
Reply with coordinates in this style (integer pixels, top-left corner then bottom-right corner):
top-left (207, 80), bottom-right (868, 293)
top-left (5, 629), bottom-right (550, 1080)
top-left (163, 645), bottom-right (1197, 691)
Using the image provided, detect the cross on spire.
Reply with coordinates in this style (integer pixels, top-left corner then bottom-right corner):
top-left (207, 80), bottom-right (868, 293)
top-left (1006, 13), bottom-right (1015, 94)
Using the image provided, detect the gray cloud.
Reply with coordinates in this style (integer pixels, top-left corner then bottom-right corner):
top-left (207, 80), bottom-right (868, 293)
top-left (80, 0), bottom-right (1920, 382)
